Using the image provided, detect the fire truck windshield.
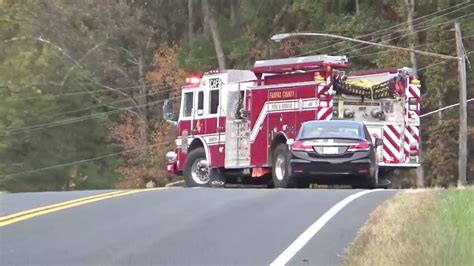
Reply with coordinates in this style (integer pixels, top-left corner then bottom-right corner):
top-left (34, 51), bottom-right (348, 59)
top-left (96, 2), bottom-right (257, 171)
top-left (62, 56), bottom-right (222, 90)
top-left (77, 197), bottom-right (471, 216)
top-left (183, 92), bottom-right (193, 117)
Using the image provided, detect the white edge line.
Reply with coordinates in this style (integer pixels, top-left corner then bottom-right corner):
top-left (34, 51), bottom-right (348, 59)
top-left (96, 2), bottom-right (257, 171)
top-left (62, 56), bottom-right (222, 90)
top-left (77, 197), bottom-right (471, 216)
top-left (270, 189), bottom-right (383, 266)
top-left (165, 180), bottom-right (185, 187)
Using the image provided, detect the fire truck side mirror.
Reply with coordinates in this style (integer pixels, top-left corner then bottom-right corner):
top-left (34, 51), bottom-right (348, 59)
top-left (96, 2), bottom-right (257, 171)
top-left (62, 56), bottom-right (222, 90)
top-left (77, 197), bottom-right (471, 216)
top-left (286, 138), bottom-right (295, 145)
top-left (163, 100), bottom-right (177, 124)
top-left (375, 138), bottom-right (383, 147)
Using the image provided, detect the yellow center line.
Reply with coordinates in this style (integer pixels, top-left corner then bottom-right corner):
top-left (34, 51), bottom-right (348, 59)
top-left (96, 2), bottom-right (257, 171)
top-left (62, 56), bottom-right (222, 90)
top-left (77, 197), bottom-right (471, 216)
top-left (0, 187), bottom-right (167, 228)
top-left (0, 190), bottom-right (125, 222)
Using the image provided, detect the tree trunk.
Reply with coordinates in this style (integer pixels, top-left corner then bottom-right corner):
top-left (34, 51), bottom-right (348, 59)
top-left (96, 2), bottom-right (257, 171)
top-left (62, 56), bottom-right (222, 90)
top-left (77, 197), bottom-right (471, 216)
top-left (202, 0), bottom-right (210, 35)
top-left (230, 0), bottom-right (240, 29)
top-left (355, 0), bottom-right (360, 14)
top-left (201, 0), bottom-right (226, 69)
top-left (188, 0), bottom-right (194, 47)
top-left (138, 56), bottom-right (149, 162)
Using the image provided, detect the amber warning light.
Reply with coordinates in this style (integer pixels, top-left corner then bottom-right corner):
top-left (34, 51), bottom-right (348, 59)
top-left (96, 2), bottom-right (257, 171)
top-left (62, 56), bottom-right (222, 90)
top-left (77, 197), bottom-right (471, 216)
top-left (186, 75), bottom-right (201, 85)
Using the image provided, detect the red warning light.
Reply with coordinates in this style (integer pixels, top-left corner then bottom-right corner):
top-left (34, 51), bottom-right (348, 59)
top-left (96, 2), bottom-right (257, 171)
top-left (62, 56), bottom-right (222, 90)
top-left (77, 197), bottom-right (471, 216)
top-left (186, 75), bottom-right (201, 85)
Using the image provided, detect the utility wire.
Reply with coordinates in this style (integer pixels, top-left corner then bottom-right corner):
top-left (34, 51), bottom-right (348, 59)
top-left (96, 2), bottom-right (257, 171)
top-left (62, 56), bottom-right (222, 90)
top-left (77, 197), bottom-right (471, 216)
top-left (339, 11), bottom-right (474, 57)
top-left (1, 140), bottom-right (175, 178)
top-left (335, 2), bottom-right (474, 55)
top-left (3, 96), bottom-right (181, 135)
top-left (9, 82), bottom-right (177, 101)
top-left (349, 35), bottom-right (474, 59)
top-left (296, 2), bottom-right (474, 57)
top-left (57, 87), bottom-right (179, 117)
top-left (183, 2), bottom-right (473, 63)
top-left (421, 98), bottom-right (474, 118)
top-left (417, 50), bottom-right (473, 71)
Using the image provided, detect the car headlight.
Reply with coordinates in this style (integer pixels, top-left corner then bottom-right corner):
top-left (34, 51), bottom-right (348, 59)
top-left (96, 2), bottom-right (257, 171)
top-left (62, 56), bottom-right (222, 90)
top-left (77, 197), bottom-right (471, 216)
top-left (166, 151), bottom-right (177, 162)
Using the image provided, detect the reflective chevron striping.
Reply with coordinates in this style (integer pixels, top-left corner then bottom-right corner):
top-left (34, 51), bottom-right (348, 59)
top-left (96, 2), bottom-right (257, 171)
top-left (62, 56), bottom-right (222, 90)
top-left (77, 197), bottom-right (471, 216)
top-left (383, 125), bottom-right (402, 163)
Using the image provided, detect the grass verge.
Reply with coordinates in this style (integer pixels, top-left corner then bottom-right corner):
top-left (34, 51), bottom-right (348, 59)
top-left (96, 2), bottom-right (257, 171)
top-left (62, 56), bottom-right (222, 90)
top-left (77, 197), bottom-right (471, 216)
top-left (344, 188), bottom-right (474, 266)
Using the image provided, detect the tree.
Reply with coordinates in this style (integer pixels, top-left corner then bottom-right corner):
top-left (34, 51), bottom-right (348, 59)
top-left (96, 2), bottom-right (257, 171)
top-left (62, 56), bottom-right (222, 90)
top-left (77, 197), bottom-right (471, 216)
top-left (202, 0), bottom-right (226, 69)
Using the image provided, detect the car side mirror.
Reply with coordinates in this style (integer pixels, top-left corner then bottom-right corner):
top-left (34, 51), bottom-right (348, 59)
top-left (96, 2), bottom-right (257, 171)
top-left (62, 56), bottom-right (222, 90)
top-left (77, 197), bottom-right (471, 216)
top-left (375, 138), bottom-right (383, 147)
top-left (286, 138), bottom-right (295, 145)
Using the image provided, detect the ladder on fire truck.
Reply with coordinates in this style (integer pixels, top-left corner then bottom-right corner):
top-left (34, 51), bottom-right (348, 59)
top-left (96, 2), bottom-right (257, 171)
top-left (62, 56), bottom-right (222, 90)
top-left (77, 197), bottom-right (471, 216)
top-left (252, 55), bottom-right (349, 73)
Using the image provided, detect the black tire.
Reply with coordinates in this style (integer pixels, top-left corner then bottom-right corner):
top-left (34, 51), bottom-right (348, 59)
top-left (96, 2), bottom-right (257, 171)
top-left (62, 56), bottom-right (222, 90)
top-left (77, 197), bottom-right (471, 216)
top-left (184, 147), bottom-right (225, 188)
top-left (183, 148), bottom-right (210, 187)
top-left (368, 165), bottom-right (379, 189)
top-left (272, 143), bottom-right (295, 188)
top-left (209, 168), bottom-right (226, 188)
top-left (352, 165), bottom-right (379, 189)
top-left (296, 180), bottom-right (311, 188)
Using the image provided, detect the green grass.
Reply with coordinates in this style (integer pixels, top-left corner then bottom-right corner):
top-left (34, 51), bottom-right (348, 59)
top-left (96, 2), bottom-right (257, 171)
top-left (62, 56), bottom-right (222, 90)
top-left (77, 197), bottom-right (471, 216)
top-left (344, 188), bottom-right (474, 266)
top-left (436, 189), bottom-right (474, 265)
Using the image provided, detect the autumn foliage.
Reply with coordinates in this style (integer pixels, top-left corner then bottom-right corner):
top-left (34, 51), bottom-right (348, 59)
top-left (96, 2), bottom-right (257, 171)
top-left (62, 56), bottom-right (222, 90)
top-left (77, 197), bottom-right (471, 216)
top-left (112, 45), bottom-right (184, 188)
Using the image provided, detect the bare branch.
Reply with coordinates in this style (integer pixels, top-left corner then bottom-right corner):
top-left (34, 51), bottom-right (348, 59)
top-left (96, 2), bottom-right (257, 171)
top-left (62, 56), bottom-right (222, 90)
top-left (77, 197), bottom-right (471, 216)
top-left (61, 42), bottom-right (105, 86)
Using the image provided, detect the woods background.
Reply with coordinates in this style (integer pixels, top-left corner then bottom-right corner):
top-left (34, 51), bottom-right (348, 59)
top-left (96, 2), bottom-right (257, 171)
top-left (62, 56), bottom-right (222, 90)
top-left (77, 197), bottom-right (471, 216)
top-left (0, 0), bottom-right (473, 191)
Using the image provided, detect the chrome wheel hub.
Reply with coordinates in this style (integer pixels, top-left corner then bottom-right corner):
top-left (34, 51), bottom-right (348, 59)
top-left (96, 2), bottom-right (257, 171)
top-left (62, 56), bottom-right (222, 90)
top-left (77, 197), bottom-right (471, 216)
top-left (275, 154), bottom-right (286, 181)
top-left (191, 159), bottom-right (210, 184)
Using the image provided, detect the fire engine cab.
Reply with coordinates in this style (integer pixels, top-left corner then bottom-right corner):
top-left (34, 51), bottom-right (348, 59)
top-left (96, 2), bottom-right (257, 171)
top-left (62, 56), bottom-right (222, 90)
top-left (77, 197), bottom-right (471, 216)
top-left (163, 55), bottom-right (421, 188)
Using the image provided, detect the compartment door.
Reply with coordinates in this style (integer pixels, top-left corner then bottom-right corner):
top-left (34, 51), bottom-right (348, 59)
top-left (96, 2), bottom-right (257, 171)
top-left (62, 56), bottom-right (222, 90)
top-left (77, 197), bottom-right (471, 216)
top-left (225, 87), bottom-right (250, 168)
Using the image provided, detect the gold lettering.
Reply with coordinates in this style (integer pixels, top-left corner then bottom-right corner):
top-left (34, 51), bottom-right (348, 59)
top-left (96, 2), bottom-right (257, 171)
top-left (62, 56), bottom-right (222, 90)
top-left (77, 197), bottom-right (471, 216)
top-left (269, 90), bottom-right (295, 100)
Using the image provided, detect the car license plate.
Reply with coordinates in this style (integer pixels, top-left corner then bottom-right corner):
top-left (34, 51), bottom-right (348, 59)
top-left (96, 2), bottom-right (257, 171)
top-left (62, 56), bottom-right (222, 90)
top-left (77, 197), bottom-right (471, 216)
top-left (322, 147), bottom-right (339, 154)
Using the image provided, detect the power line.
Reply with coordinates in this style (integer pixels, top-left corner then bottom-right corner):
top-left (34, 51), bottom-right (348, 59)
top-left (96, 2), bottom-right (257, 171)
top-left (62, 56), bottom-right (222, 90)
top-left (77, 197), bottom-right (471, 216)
top-left (296, 2), bottom-right (474, 57)
top-left (56, 87), bottom-right (179, 117)
top-left (3, 96), bottom-right (181, 135)
top-left (417, 50), bottom-right (473, 72)
top-left (349, 35), bottom-right (474, 59)
top-left (1, 140), bottom-right (175, 178)
top-left (421, 98), bottom-right (474, 118)
top-left (9, 82), bottom-right (177, 101)
top-left (335, 2), bottom-right (474, 54)
top-left (340, 11), bottom-right (474, 57)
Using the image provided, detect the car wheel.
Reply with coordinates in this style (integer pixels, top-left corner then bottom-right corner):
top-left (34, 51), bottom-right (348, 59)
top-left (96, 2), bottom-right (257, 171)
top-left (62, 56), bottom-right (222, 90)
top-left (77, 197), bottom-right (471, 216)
top-left (366, 165), bottom-right (379, 189)
top-left (296, 180), bottom-right (311, 188)
top-left (272, 143), bottom-right (295, 188)
top-left (184, 147), bottom-right (212, 187)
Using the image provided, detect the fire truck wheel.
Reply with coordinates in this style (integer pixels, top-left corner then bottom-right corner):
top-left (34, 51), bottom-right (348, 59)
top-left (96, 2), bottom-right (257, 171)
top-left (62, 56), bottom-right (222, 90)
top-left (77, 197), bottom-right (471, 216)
top-left (184, 147), bottom-right (212, 187)
top-left (272, 143), bottom-right (296, 188)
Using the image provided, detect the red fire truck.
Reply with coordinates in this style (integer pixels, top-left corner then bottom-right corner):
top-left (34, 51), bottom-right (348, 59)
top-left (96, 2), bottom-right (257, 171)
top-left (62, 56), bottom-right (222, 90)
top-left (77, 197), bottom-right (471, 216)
top-left (163, 55), bottom-right (421, 188)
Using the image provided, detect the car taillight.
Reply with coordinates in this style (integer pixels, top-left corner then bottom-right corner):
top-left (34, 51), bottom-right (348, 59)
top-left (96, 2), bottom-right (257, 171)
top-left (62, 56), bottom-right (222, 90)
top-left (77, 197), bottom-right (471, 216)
top-left (292, 140), bottom-right (313, 151)
top-left (348, 141), bottom-right (370, 152)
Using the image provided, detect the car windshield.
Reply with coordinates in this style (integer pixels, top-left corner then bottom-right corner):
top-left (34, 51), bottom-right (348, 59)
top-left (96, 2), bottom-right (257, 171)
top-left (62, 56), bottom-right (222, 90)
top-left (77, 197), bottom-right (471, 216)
top-left (300, 122), bottom-right (363, 139)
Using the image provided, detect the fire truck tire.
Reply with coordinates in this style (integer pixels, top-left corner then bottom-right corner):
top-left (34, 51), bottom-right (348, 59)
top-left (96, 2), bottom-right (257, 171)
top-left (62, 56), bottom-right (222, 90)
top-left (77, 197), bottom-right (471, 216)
top-left (184, 147), bottom-right (212, 187)
top-left (272, 143), bottom-right (296, 188)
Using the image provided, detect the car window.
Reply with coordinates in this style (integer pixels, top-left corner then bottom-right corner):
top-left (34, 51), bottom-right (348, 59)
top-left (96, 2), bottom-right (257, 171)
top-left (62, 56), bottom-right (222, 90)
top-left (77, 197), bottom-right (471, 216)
top-left (300, 123), bottom-right (363, 139)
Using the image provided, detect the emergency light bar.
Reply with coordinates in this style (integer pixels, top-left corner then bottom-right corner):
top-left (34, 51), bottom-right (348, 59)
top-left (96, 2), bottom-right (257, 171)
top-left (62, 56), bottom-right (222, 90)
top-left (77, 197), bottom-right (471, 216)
top-left (252, 55), bottom-right (349, 74)
top-left (185, 75), bottom-right (201, 85)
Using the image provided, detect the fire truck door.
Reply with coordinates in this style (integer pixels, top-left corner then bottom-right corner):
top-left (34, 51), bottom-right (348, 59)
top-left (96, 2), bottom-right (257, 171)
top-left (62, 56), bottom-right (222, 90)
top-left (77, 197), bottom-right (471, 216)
top-left (225, 86), bottom-right (251, 167)
top-left (192, 90), bottom-right (205, 136)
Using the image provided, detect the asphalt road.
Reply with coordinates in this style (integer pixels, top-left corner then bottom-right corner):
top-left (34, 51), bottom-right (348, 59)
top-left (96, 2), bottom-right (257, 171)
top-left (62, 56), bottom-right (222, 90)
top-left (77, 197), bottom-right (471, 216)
top-left (0, 188), bottom-right (396, 265)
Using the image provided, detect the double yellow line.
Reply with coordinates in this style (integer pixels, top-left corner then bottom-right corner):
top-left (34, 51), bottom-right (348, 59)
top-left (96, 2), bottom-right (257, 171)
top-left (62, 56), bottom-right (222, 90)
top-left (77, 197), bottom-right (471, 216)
top-left (0, 188), bottom-right (166, 228)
